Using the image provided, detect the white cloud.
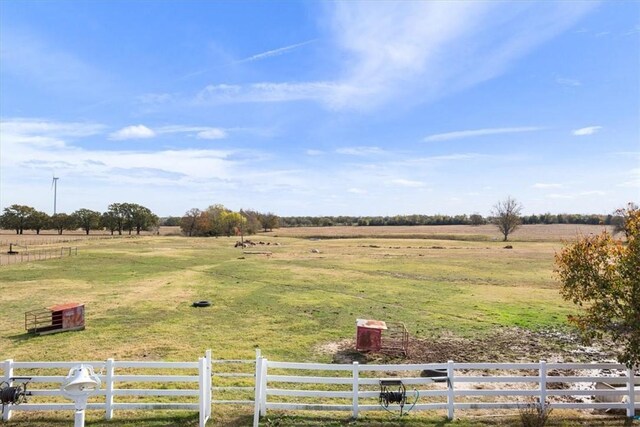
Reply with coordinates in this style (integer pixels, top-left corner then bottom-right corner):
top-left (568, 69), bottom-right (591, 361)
top-left (402, 153), bottom-right (485, 163)
top-left (547, 190), bottom-right (607, 199)
top-left (108, 124), bottom-right (228, 141)
top-left (347, 188), bottom-right (367, 194)
top-left (618, 168), bottom-right (640, 188)
top-left (1, 120), bottom-right (242, 186)
top-left (391, 179), bottom-right (425, 188)
top-left (328, 2), bottom-right (596, 109)
top-left (196, 129), bottom-right (227, 140)
top-left (306, 149), bottom-right (324, 156)
top-left (181, 3), bottom-right (595, 110)
top-left (109, 125), bottom-right (156, 140)
top-left (194, 82), bottom-right (358, 105)
top-left (236, 40), bottom-right (317, 63)
top-left (336, 146), bottom-right (384, 156)
top-left (424, 127), bottom-right (542, 142)
top-left (0, 118), bottom-right (105, 148)
top-left (137, 93), bottom-right (173, 104)
top-left (572, 126), bottom-right (602, 136)
top-left (547, 194), bottom-right (574, 199)
top-left (532, 183), bottom-right (563, 189)
top-left (555, 77), bottom-right (581, 87)
top-left (156, 125), bottom-right (228, 140)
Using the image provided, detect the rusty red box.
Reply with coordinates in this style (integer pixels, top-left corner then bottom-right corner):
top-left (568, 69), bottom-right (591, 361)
top-left (356, 319), bottom-right (387, 352)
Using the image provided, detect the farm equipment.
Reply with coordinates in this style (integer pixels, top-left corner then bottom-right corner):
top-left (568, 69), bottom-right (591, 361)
top-left (378, 379), bottom-right (418, 416)
top-left (356, 319), bottom-right (409, 356)
top-left (0, 377), bottom-right (31, 415)
top-left (25, 303), bottom-right (85, 335)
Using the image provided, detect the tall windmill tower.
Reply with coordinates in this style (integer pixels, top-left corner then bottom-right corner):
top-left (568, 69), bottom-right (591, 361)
top-left (52, 176), bottom-right (59, 215)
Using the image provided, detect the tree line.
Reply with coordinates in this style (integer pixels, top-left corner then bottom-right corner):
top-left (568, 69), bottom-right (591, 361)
top-left (0, 203), bottom-right (159, 235)
top-left (176, 205), bottom-right (279, 237)
top-left (278, 212), bottom-right (622, 228)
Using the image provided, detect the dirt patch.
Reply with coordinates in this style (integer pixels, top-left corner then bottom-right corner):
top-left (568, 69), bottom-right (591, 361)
top-left (317, 327), bottom-right (618, 365)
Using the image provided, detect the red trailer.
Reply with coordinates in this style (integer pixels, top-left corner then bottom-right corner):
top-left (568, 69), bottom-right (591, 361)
top-left (25, 303), bottom-right (85, 335)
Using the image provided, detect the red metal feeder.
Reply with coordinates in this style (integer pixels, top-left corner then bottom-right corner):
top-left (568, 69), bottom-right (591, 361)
top-left (356, 318), bottom-right (409, 356)
top-left (25, 303), bottom-right (85, 335)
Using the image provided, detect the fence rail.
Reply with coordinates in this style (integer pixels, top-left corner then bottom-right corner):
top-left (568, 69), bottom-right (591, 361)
top-left (3, 353), bottom-right (638, 426)
top-left (1, 352), bottom-right (212, 427)
top-left (0, 234), bottom-right (142, 247)
top-left (253, 358), bottom-right (639, 426)
top-left (0, 247), bottom-right (78, 266)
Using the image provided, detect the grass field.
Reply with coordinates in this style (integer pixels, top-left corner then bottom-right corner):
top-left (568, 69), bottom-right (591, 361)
top-left (0, 225), bottom-right (629, 426)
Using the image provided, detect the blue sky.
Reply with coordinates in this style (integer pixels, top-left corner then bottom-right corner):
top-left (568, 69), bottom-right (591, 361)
top-left (1, 1), bottom-right (638, 217)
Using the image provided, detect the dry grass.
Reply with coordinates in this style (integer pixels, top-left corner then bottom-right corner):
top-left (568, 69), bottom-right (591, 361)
top-left (272, 224), bottom-right (614, 241)
top-left (0, 230), bottom-right (629, 426)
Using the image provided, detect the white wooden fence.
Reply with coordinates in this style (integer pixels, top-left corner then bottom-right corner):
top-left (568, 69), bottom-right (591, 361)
top-left (2, 351), bottom-right (212, 426)
top-left (4, 353), bottom-right (638, 426)
top-left (253, 358), bottom-right (639, 426)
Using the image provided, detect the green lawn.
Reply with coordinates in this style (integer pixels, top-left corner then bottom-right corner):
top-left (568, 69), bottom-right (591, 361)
top-left (0, 233), bottom-right (625, 425)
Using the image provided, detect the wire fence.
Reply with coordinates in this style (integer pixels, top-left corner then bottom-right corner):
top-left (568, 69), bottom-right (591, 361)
top-left (0, 247), bottom-right (78, 266)
top-left (0, 234), bottom-right (141, 247)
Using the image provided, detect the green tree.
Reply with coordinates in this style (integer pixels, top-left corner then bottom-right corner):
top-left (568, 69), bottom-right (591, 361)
top-left (27, 210), bottom-right (50, 234)
top-left (72, 208), bottom-right (102, 235)
top-left (240, 209), bottom-right (262, 235)
top-left (100, 211), bottom-right (119, 235)
top-left (259, 212), bottom-right (280, 232)
top-left (555, 204), bottom-right (640, 367)
top-left (205, 204), bottom-right (228, 236)
top-left (491, 196), bottom-right (522, 241)
top-left (470, 213), bottom-right (484, 226)
top-left (129, 204), bottom-right (158, 235)
top-left (50, 213), bottom-right (76, 235)
top-left (0, 204), bottom-right (36, 234)
top-left (612, 202), bottom-right (639, 238)
top-left (107, 203), bottom-right (125, 235)
top-left (220, 211), bottom-right (245, 237)
top-left (161, 216), bottom-right (181, 226)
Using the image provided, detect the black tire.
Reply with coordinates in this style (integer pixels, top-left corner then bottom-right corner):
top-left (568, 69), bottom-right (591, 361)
top-left (192, 300), bottom-right (211, 308)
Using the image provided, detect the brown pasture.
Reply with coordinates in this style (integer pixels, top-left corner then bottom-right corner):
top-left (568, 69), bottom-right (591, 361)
top-left (271, 223), bottom-right (614, 241)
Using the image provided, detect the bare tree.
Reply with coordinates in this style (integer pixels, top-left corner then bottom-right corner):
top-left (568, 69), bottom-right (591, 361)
top-left (492, 196), bottom-right (523, 241)
top-left (180, 208), bottom-right (201, 236)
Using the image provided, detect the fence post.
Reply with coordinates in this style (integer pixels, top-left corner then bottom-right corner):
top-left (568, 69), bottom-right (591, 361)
top-left (447, 360), bottom-right (455, 420)
top-left (253, 350), bottom-right (262, 427)
top-left (260, 358), bottom-right (268, 416)
top-left (2, 359), bottom-right (14, 421)
top-left (628, 366), bottom-right (636, 418)
top-left (205, 350), bottom-right (212, 420)
top-left (539, 360), bottom-right (547, 407)
top-left (198, 357), bottom-right (206, 427)
top-left (352, 362), bottom-right (359, 419)
top-left (105, 358), bottom-right (114, 420)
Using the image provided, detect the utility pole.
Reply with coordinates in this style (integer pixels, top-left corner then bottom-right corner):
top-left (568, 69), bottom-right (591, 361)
top-left (52, 177), bottom-right (59, 215)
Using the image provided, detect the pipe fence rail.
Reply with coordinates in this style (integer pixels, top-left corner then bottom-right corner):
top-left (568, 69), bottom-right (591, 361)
top-left (0, 247), bottom-right (78, 266)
